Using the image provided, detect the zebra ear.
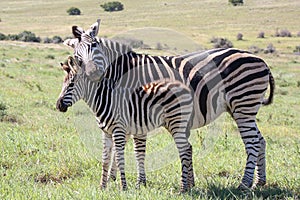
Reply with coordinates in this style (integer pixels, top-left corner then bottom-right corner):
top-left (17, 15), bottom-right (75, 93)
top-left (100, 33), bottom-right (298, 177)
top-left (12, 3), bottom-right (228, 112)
top-left (63, 38), bottom-right (78, 49)
top-left (61, 62), bottom-right (70, 73)
top-left (72, 26), bottom-right (84, 40)
top-left (67, 56), bottom-right (80, 73)
top-left (89, 19), bottom-right (101, 37)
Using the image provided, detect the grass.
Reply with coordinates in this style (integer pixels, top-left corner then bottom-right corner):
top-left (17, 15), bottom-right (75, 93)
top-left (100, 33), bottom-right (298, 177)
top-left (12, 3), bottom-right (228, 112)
top-left (0, 0), bottom-right (300, 199)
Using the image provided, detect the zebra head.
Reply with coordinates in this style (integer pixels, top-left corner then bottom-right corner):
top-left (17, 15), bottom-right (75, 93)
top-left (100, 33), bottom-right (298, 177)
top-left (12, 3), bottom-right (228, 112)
top-left (64, 19), bottom-right (108, 82)
top-left (56, 56), bottom-right (85, 112)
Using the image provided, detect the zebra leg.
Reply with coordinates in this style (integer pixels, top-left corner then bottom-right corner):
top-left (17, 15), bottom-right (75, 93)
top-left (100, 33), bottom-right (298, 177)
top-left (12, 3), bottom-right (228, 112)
top-left (112, 130), bottom-right (127, 190)
top-left (254, 131), bottom-right (266, 187)
top-left (172, 132), bottom-right (193, 192)
top-left (133, 136), bottom-right (147, 188)
top-left (108, 149), bottom-right (117, 182)
top-left (235, 117), bottom-right (261, 190)
top-left (108, 134), bottom-right (130, 182)
top-left (100, 132), bottom-right (113, 189)
top-left (187, 144), bottom-right (195, 188)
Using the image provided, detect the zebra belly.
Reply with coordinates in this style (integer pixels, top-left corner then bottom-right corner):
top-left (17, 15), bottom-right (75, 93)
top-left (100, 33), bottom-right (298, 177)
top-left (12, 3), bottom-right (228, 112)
top-left (126, 111), bottom-right (165, 136)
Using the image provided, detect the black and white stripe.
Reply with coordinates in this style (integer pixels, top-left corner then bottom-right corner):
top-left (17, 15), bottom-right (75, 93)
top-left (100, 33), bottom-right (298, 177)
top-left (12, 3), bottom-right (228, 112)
top-left (56, 56), bottom-right (194, 191)
top-left (63, 21), bottom-right (275, 190)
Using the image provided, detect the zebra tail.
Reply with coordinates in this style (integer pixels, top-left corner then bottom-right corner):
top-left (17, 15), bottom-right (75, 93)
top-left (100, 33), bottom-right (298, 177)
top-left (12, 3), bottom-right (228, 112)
top-left (262, 71), bottom-right (275, 106)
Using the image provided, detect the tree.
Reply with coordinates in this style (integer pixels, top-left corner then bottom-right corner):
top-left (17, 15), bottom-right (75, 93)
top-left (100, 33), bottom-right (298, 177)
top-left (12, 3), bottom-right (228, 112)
top-left (67, 7), bottom-right (81, 15)
top-left (101, 1), bottom-right (124, 12)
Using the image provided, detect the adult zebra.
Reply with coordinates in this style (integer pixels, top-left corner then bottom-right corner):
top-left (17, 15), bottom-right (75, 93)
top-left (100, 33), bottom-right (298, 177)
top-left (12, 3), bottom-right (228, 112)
top-left (56, 56), bottom-right (195, 191)
top-left (64, 20), bottom-right (275, 190)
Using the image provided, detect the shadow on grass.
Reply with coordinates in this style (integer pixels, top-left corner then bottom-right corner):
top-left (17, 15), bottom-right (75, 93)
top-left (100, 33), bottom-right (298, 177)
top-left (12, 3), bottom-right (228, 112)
top-left (187, 184), bottom-right (298, 199)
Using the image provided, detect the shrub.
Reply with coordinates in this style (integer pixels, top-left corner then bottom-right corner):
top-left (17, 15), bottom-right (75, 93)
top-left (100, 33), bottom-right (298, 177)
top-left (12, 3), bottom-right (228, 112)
top-left (264, 43), bottom-right (276, 54)
top-left (67, 7), bottom-right (81, 15)
top-left (236, 33), bottom-right (243, 41)
top-left (45, 55), bottom-right (55, 59)
top-left (210, 37), bottom-right (233, 48)
top-left (297, 32), bottom-right (300, 37)
top-left (248, 45), bottom-right (262, 54)
top-left (257, 31), bottom-right (265, 38)
top-left (52, 36), bottom-right (63, 44)
top-left (0, 33), bottom-right (6, 40)
top-left (275, 29), bottom-right (292, 37)
top-left (7, 34), bottom-right (20, 41)
top-left (0, 101), bottom-right (7, 121)
top-left (18, 31), bottom-right (41, 42)
top-left (229, 0), bottom-right (243, 6)
top-left (101, 1), bottom-right (124, 12)
top-left (294, 45), bottom-right (300, 54)
top-left (43, 37), bottom-right (53, 43)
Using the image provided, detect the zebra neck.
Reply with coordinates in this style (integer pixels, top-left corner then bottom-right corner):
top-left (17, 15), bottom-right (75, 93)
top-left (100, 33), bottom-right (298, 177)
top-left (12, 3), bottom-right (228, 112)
top-left (82, 77), bottom-right (118, 118)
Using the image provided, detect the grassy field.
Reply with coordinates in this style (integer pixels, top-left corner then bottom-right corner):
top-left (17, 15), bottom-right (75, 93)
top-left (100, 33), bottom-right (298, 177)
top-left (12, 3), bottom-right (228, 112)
top-left (1, 0), bottom-right (300, 199)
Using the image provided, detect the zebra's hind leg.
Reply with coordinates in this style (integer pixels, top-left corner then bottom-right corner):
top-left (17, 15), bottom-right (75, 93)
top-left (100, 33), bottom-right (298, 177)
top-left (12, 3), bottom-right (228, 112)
top-left (172, 132), bottom-right (193, 193)
top-left (108, 150), bottom-right (117, 182)
top-left (253, 131), bottom-right (266, 188)
top-left (234, 117), bottom-right (261, 190)
top-left (133, 136), bottom-right (147, 188)
top-left (100, 132), bottom-right (113, 189)
top-left (187, 144), bottom-right (195, 188)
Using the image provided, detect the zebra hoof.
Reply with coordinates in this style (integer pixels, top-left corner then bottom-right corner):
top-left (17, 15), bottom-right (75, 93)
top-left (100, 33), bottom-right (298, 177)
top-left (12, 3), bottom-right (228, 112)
top-left (252, 180), bottom-right (266, 189)
top-left (109, 175), bottom-right (116, 182)
top-left (135, 180), bottom-right (146, 189)
top-left (237, 183), bottom-right (252, 191)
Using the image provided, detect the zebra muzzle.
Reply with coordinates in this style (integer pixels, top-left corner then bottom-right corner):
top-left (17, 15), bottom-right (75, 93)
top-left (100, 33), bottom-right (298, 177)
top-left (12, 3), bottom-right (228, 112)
top-left (56, 98), bottom-right (68, 112)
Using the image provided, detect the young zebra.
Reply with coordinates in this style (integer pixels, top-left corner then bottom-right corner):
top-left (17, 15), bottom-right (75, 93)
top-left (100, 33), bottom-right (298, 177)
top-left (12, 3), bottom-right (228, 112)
top-left (56, 56), bottom-right (195, 192)
top-left (63, 20), bottom-right (275, 190)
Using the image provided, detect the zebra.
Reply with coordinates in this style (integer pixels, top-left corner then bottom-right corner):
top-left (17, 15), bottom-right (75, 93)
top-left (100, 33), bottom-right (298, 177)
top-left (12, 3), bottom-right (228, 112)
top-left (56, 56), bottom-right (195, 192)
top-left (63, 20), bottom-right (275, 190)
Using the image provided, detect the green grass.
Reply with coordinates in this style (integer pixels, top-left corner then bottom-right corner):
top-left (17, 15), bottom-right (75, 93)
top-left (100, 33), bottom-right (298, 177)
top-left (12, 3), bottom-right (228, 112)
top-left (1, 0), bottom-right (300, 199)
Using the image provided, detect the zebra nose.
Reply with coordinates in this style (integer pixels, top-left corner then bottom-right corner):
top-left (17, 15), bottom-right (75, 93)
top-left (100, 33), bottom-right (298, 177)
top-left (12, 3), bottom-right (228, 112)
top-left (56, 98), bottom-right (68, 112)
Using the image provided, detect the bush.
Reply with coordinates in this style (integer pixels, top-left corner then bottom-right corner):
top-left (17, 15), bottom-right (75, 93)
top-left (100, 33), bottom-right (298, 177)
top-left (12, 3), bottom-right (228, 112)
top-left (257, 31), bottom-right (265, 38)
top-left (229, 0), bottom-right (243, 6)
top-left (210, 37), bottom-right (233, 48)
top-left (275, 29), bottom-right (292, 37)
top-left (0, 101), bottom-right (7, 121)
top-left (294, 45), bottom-right (300, 54)
top-left (18, 31), bottom-right (40, 42)
top-left (248, 45), bottom-right (262, 54)
top-left (67, 7), bottom-right (81, 15)
top-left (0, 33), bottom-right (6, 40)
top-left (101, 1), bottom-right (124, 12)
top-left (7, 34), bottom-right (20, 41)
top-left (52, 36), bottom-right (63, 44)
top-left (236, 33), bottom-right (243, 41)
top-left (297, 32), bottom-right (300, 37)
top-left (43, 37), bottom-right (53, 43)
top-left (6, 31), bottom-right (40, 42)
top-left (264, 43), bottom-right (276, 54)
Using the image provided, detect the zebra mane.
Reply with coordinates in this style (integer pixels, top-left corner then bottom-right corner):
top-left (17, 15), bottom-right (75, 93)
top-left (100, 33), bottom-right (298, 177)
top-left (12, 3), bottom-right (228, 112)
top-left (96, 37), bottom-right (133, 55)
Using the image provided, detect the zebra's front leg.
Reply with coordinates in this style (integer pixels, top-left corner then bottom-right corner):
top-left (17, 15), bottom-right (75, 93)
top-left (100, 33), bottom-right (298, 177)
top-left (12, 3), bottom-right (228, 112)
top-left (236, 120), bottom-right (261, 190)
top-left (100, 132), bottom-right (113, 189)
top-left (172, 132), bottom-right (193, 193)
top-left (108, 134), bottom-right (131, 182)
top-left (254, 131), bottom-right (266, 188)
top-left (133, 136), bottom-right (147, 188)
top-left (112, 130), bottom-right (127, 190)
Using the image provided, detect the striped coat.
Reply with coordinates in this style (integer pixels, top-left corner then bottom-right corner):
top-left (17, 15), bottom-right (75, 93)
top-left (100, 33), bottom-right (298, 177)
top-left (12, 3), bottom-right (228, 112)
top-left (57, 56), bottom-right (194, 191)
top-left (63, 20), bottom-right (275, 190)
